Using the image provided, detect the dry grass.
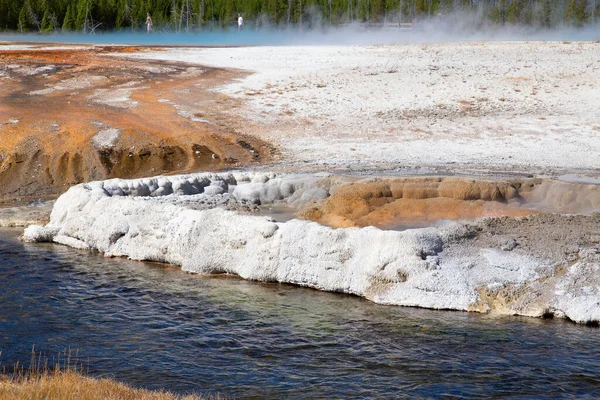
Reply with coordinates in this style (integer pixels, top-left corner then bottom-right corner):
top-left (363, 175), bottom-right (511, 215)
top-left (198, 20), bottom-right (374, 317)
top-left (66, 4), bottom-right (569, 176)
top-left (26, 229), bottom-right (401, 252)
top-left (0, 348), bottom-right (210, 400)
top-left (0, 371), bottom-right (206, 400)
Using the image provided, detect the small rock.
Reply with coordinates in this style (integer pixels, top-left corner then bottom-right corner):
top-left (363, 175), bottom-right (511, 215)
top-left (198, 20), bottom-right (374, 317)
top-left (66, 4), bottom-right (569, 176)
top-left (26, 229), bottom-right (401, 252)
top-left (501, 237), bottom-right (518, 251)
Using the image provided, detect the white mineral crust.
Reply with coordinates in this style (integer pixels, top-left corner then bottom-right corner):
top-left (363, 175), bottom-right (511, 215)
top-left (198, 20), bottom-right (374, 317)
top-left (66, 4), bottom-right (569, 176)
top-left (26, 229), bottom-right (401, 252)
top-left (22, 171), bottom-right (600, 324)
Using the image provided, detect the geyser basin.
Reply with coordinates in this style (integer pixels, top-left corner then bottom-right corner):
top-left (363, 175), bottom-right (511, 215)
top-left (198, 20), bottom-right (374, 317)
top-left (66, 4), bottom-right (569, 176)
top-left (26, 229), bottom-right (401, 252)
top-left (23, 171), bottom-right (600, 324)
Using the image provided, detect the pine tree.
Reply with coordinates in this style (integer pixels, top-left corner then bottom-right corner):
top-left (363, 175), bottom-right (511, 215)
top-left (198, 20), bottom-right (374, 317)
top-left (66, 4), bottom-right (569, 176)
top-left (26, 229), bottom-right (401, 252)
top-left (62, 4), bottom-right (75, 30)
top-left (2, 0), bottom-right (600, 32)
top-left (24, 0), bottom-right (41, 31)
top-left (198, 0), bottom-right (205, 27)
top-left (75, 0), bottom-right (90, 31)
top-left (506, 0), bottom-right (522, 23)
top-left (224, 0), bottom-right (234, 26)
top-left (41, 9), bottom-right (53, 31)
top-left (541, 0), bottom-right (551, 26)
top-left (576, 0), bottom-right (590, 24)
top-left (18, 6), bottom-right (29, 32)
top-left (565, 0), bottom-right (588, 25)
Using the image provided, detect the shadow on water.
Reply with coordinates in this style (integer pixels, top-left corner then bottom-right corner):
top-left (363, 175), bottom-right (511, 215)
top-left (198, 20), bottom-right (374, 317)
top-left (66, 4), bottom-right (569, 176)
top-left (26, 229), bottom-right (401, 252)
top-left (1, 227), bottom-right (599, 398)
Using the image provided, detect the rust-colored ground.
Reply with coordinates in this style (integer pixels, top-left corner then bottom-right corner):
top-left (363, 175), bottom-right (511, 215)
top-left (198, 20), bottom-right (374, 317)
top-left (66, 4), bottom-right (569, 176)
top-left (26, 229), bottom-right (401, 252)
top-left (1, 45), bottom-right (575, 230)
top-left (300, 177), bottom-right (537, 229)
top-left (0, 45), bottom-right (272, 203)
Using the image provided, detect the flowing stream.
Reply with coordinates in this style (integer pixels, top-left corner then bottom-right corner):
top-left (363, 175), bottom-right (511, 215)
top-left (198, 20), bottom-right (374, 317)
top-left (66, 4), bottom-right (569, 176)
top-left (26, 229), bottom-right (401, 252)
top-left (1, 228), bottom-right (599, 398)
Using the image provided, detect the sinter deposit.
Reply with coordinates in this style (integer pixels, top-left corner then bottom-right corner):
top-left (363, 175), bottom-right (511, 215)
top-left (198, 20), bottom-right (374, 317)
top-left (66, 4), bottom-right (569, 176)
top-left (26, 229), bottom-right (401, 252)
top-left (121, 42), bottom-right (600, 174)
top-left (24, 172), bottom-right (600, 324)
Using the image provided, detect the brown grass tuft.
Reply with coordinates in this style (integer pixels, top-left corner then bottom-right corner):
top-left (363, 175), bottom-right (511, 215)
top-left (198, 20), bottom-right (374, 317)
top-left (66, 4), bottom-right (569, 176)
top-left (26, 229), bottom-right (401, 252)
top-left (0, 348), bottom-right (212, 400)
top-left (0, 370), bottom-right (207, 400)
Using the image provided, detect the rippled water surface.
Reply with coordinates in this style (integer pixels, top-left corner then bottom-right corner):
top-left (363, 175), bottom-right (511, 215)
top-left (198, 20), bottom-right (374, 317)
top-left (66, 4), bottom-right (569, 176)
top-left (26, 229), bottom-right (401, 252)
top-left (1, 228), bottom-right (599, 398)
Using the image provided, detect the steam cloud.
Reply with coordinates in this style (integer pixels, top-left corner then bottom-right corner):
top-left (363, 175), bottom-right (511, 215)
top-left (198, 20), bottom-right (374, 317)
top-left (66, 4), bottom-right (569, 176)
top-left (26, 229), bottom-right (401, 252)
top-left (1, 10), bottom-right (599, 47)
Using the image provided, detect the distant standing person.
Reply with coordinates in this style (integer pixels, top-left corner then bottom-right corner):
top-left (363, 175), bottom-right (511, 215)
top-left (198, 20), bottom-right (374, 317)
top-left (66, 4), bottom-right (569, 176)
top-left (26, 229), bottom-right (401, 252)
top-left (146, 13), bottom-right (153, 33)
top-left (237, 14), bottom-right (243, 31)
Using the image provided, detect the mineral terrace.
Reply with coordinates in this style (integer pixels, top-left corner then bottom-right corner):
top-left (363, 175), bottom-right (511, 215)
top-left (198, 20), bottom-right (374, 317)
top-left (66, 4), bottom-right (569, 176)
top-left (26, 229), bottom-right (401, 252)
top-left (2, 41), bottom-right (599, 323)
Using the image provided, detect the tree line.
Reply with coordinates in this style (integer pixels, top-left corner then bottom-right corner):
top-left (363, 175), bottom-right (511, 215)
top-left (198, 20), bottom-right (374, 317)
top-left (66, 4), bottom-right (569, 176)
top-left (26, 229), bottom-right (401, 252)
top-left (1, 0), bottom-right (597, 33)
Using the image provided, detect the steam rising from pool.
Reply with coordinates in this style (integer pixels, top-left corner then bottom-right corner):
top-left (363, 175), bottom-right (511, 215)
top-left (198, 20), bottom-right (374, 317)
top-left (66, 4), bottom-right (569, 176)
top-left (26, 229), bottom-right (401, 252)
top-left (1, 19), bottom-right (599, 47)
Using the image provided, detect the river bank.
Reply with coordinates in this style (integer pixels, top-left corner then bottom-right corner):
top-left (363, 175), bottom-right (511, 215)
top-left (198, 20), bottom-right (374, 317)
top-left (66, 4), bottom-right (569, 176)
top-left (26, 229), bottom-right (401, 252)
top-left (2, 41), bottom-right (599, 324)
top-left (2, 226), bottom-right (599, 397)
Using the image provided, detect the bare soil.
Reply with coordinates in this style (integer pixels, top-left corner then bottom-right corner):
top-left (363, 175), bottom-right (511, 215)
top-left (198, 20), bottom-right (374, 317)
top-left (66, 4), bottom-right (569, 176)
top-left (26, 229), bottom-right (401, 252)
top-left (0, 45), bottom-right (273, 203)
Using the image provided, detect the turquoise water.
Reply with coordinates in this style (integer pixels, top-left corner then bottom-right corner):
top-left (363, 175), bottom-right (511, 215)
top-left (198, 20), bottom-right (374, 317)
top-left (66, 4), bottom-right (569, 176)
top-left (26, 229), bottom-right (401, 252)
top-left (2, 26), bottom-right (600, 47)
top-left (1, 227), bottom-right (599, 398)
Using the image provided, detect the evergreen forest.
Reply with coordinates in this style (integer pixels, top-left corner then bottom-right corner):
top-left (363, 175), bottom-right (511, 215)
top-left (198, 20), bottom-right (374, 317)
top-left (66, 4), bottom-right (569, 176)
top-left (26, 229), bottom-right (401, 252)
top-left (1, 0), bottom-right (598, 33)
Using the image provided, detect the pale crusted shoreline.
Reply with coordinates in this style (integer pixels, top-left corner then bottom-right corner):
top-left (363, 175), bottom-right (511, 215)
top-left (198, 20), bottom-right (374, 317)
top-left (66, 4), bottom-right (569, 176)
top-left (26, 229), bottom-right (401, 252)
top-left (22, 172), bottom-right (600, 324)
top-left (7, 41), bottom-right (600, 323)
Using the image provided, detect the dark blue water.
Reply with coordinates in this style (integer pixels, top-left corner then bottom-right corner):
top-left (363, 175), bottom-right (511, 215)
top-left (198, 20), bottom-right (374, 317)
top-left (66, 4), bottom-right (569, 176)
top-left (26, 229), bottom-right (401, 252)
top-left (1, 227), bottom-right (599, 398)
